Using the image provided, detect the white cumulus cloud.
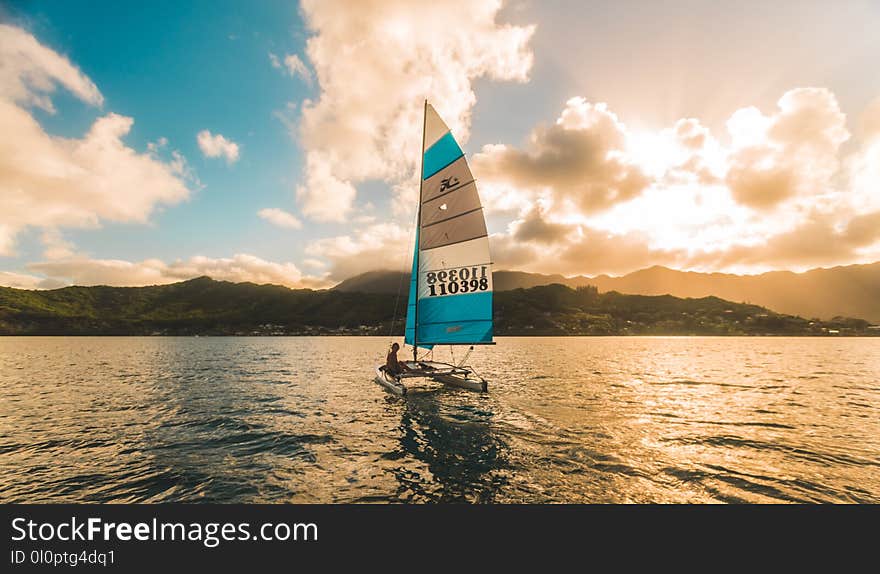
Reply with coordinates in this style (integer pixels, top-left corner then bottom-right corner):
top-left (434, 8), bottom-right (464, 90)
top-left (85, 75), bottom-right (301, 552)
top-left (196, 130), bottom-right (240, 164)
top-left (725, 88), bottom-right (849, 209)
top-left (0, 23), bottom-right (103, 111)
top-left (473, 97), bottom-right (650, 215)
top-left (0, 24), bottom-right (194, 257)
top-left (292, 0), bottom-right (535, 222)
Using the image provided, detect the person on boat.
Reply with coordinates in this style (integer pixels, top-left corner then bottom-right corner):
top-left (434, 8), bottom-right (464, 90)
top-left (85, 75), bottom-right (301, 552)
top-left (385, 342), bottom-right (409, 375)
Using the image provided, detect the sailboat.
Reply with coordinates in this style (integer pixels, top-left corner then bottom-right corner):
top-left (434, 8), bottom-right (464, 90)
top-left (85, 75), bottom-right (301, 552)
top-left (375, 101), bottom-right (493, 396)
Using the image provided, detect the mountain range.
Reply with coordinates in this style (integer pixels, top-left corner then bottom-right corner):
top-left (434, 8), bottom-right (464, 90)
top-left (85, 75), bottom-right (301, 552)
top-left (334, 262), bottom-right (880, 323)
top-left (1, 277), bottom-right (874, 336)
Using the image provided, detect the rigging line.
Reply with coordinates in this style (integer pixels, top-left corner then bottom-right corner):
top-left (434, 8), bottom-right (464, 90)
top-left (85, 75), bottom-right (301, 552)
top-left (457, 345), bottom-right (473, 368)
top-left (414, 99), bottom-right (427, 360)
top-left (388, 191), bottom-right (421, 341)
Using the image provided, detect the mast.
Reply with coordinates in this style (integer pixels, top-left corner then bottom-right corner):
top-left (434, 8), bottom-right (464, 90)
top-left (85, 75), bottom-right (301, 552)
top-left (413, 99), bottom-right (427, 362)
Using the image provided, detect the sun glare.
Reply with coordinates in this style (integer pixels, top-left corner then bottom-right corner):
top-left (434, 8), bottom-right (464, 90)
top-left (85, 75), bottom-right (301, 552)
top-left (626, 131), bottom-right (682, 178)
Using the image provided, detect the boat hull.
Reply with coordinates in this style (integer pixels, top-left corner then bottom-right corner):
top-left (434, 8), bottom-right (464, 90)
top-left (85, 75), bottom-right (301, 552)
top-left (430, 372), bottom-right (488, 392)
top-left (374, 366), bottom-right (407, 396)
top-left (374, 361), bottom-right (488, 394)
top-left (402, 360), bottom-right (488, 392)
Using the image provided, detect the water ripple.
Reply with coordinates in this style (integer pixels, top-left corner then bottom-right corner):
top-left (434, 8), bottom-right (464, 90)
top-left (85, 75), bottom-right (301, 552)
top-left (1, 336), bottom-right (878, 503)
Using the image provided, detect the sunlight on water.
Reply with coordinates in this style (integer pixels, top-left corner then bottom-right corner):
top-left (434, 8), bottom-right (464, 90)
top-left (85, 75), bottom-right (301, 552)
top-left (1, 336), bottom-right (878, 503)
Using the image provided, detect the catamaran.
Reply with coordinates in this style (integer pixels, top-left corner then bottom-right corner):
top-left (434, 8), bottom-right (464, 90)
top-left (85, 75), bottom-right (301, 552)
top-left (375, 101), bottom-right (493, 396)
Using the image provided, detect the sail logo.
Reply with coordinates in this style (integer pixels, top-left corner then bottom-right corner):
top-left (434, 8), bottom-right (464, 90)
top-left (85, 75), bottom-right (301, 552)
top-left (446, 325), bottom-right (463, 333)
top-left (438, 176), bottom-right (460, 192)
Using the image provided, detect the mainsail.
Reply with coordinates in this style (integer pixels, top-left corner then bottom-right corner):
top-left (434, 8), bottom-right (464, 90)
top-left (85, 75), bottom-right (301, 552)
top-left (404, 102), bottom-right (493, 349)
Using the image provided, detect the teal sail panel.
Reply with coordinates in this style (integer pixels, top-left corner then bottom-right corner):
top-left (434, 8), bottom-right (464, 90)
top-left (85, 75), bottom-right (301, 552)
top-left (422, 132), bottom-right (463, 179)
top-left (414, 292), bottom-right (492, 344)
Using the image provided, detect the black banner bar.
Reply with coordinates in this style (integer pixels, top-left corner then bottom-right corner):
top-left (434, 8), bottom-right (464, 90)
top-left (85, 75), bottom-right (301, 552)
top-left (0, 504), bottom-right (873, 570)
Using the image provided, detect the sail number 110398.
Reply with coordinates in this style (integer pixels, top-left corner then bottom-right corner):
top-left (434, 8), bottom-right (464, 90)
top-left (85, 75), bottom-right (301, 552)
top-left (425, 266), bottom-right (489, 296)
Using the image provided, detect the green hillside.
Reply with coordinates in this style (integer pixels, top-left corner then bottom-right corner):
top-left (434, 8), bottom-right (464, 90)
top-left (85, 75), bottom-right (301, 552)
top-left (0, 277), bottom-right (874, 336)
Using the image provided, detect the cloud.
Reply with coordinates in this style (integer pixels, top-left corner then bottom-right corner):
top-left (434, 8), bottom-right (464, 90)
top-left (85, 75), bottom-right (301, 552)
top-left (41, 229), bottom-right (75, 260)
top-left (258, 207), bottom-right (302, 229)
top-left (491, 188), bottom-right (880, 279)
top-left (196, 130), bottom-right (240, 163)
top-left (0, 24), bottom-right (194, 257)
top-left (23, 253), bottom-right (329, 289)
top-left (273, 100), bottom-right (299, 133)
top-left (692, 209), bottom-right (880, 271)
top-left (490, 206), bottom-right (683, 276)
top-left (0, 270), bottom-right (46, 289)
top-left (492, 177), bottom-right (880, 277)
top-left (147, 136), bottom-right (168, 153)
top-left (472, 97), bottom-right (650, 214)
top-left (554, 230), bottom-right (684, 277)
top-left (860, 97), bottom-right (880, 138)
top-left (295, 152), bottom-right (358, 222)
top-left (302, 258), bottom-right (327, 270)
top-left (305, 222), bottom-right (412, 281)
top-left (724, 88), bottom-right (849, 209)
top-left (508, 205), bottom-right (573, 245)
top-left (460, 86), bottom-right (880, 278)
top-left (672, 118), bottom-right (710, 150)
top-left (848, 105), bottom-right (880, 215)
top-left (293, 0), bottom-right (534, 221)
top-left (0, 107), bottom-right (193, 254)
top-left (270, 52), bottom-right (312, 83)
top-left (282, 54), bottom-right (311, 82)
top-left (0, 23), bottom-right (103, 111)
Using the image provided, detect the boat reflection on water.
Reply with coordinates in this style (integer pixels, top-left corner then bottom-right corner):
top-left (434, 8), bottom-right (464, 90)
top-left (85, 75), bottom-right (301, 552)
top-left (387, 388), bottom-right (510, 502)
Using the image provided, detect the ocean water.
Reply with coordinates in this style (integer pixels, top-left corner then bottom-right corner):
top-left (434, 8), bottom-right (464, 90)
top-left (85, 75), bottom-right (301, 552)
top-left (1, 336), bottom-right (878, 503)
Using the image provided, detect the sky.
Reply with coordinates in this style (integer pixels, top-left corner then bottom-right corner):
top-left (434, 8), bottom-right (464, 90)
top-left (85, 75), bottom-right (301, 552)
top-left (2, 0), bottom-right (880, 289)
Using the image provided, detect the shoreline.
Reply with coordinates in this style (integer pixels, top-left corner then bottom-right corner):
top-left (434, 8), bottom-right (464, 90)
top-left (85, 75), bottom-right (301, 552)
top-left (2, 333), bottom-right (878, 338)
